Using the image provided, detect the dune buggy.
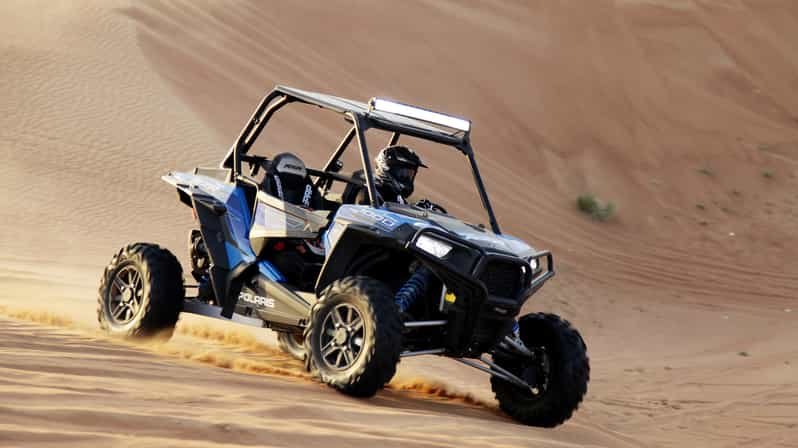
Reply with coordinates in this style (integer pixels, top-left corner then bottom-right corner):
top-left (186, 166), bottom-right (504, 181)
top-left (97, 85), bottom-right (589, 427)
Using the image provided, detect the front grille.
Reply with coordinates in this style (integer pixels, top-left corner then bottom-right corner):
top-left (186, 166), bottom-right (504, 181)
top-left (479, 259), bottom-right (525, 298)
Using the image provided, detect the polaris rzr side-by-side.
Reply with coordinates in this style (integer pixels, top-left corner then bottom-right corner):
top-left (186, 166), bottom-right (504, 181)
top-left (97, 85), bottom-right (589, 427)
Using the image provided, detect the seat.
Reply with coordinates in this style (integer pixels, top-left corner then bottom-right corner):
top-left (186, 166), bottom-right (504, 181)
top-left (251, 153), bottom-right (327, 288)
top-left (261, 153), bottom-right (323, 210)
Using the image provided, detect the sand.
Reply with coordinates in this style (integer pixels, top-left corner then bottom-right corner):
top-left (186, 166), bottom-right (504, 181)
top-left (1, 0), bottom-right (797, 446)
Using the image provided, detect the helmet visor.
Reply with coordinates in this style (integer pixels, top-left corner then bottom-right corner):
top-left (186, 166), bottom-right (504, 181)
top-left (392, 166), bottom-right (417, 184)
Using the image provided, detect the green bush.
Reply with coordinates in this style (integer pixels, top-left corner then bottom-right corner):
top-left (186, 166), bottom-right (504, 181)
top-left (577, 194), bottom-right (615, 221)
top-left (697, 167), bottom-right (714, 176)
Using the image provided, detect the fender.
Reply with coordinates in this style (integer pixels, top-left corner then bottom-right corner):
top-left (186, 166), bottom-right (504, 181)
top-left (315, 224), bottom-right (414, 295)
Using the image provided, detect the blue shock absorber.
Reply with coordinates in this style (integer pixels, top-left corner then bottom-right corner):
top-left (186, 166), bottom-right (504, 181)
top-left (511, 320), bottom-right (520, 338)
top-left (394, 266), bottom-right (434, 313)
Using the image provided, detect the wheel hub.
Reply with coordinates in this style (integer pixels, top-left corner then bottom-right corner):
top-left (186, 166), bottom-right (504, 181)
top-left (521, 348), bottom-right (550, 396)
top-left (318, 303), bottom-right (365, 370)
top-left (333, 328), bottom-right (348, 345)
top-left (108, 264), bottom-right (143, 325)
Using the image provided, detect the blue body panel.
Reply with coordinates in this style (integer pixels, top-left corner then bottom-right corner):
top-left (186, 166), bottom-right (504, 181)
top-left (163, 171), bottom-right (287, 283)
top-left (258, 260), bottom-right (287, 283)
top-left (223, 185), bottom-right (256, 267)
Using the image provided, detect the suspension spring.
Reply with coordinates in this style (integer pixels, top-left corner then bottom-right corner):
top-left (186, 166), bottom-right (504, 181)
top-left (394, 266), bottom-right (434, 313)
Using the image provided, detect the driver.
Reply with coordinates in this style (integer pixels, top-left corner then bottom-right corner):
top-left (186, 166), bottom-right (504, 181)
top-left (355, 145), bottom-right (426, 205)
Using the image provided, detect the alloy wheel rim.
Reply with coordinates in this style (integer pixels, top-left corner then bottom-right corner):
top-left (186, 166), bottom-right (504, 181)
top-left (319, 303), bottom-right (365, 370)
top-left (108, 264), bottom-right (144, 325)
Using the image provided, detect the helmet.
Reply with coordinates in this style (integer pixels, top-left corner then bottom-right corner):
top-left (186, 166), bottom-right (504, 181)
top-left (374, 145), bottom-right (427, 198)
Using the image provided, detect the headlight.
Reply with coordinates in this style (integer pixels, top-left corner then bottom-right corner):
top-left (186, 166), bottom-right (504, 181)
top-left (528, 257), bottom-right (539, 271)
top-left (415, 234), bottom-right (453, 258)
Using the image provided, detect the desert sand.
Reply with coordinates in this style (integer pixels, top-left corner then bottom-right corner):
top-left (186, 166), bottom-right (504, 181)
top-left (1, 0), bottom-right (797, 446)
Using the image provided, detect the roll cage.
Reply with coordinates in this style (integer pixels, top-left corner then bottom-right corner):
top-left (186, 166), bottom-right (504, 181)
top-left (221, 85), bottom-right (501, 234)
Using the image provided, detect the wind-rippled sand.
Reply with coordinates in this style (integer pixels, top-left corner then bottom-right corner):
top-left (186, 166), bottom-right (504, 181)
top-left (1, 1), bottom-right (797, 446)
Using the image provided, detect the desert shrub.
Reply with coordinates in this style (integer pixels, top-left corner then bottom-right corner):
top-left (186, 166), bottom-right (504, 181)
top-left (577, 194), bottom-right (615, 221)
top-left (697, 167), bottom-right (714, 176)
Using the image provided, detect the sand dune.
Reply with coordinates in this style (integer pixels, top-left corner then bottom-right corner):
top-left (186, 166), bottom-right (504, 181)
top-left (2, 0), bottom-right (797, 446)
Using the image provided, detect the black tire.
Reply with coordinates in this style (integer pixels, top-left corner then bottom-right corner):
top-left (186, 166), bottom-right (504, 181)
top-left (276, 331), bottom-right (306, 361)
top-left (97, 243), bottom-right (184, 340)
top-left (304, 276), bottom-right (402, 397)
top-left (491, 313), bottom-right (589, 427)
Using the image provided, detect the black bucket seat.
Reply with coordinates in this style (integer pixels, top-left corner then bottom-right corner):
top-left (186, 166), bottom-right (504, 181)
top-left (262, 152), bottom-right (323, 209)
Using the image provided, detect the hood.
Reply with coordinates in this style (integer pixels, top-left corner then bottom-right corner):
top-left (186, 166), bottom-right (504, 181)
top-left (385, 204), bottom-right (536, 258)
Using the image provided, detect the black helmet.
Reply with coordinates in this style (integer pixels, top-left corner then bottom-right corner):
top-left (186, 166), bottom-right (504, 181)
top-left (375, 145), bottom-right (427, 198)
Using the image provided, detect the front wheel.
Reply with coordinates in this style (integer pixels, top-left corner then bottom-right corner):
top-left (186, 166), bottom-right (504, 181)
top-left (97, 243), bottom-right (184, 340)
top-left (491, 313), bottom-right (589, 427)
top-left (304, 276), bottom-right (402, 397)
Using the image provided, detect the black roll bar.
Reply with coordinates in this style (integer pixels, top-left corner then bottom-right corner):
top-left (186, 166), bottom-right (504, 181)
top-left (222, 91), bottom-right (291, 177)
top-left (315, 126), bottom-right (356, 191)
top-left (352, 113), bottom-right (379, 207)
top-left (221, 86), bottom-right (502, 233)
top-left (462, 142), bottom-right (501, 234)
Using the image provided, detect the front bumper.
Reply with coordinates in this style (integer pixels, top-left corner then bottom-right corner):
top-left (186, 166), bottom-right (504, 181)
top-left (407, 228), bottom-right (556, 357)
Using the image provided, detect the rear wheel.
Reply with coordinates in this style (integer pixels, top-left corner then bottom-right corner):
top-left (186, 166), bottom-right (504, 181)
top-left (97, 243), bottom-right (184, 340)
top-left (305, 276), bottom-right (402, 397)
top-left (276, 331), bottom-right (306, 361)
top-left (188, 229), bottom-right (210, 282)
top-left (491, 313), bottom-right (589, 427)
